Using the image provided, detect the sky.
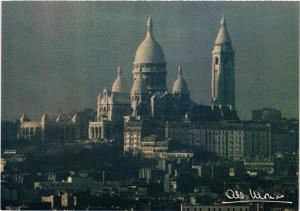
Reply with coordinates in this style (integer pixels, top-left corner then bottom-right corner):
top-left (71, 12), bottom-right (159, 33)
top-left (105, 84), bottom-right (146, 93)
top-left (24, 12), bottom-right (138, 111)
top-left (2, 2), bottom-right (299, 120)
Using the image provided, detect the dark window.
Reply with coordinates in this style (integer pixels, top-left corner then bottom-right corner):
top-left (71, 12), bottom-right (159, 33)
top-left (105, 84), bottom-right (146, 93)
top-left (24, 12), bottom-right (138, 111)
top-left (215, 57), bottom-right (219, 65)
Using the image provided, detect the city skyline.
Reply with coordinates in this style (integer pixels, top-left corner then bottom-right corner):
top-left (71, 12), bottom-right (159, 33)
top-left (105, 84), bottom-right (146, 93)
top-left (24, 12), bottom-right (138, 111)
top-left (2, 2), bottom-right (299, 120)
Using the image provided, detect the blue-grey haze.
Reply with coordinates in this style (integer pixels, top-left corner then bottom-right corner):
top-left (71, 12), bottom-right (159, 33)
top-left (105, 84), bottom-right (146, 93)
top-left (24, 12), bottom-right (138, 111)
top-left (2, 2), bottom-right (299, 120)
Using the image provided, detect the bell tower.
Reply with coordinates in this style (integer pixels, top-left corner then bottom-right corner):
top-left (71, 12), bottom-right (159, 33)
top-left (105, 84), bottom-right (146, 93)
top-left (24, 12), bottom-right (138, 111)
top-left (211, 16), bottom-right (235, 109)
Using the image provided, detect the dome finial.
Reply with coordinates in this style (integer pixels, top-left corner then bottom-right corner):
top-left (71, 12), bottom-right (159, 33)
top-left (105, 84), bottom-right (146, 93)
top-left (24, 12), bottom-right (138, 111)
top-left (117, 66), bottom-right (121, 75)
top-left (178, 65), bottom-right (183, 76)
top-left (220, 15), bottom-right (226, 26)
top-left (147, 16), bottom-right (153, 36)
top-left (134, 16), bottom-right (166, 65)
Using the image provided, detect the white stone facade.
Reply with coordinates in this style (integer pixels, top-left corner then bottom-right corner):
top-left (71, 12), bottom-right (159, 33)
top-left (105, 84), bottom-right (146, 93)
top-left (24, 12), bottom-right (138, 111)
top-left (211, 16), bottom-right (235, 109)
top-left (17, 113), bottom-right (81, 141)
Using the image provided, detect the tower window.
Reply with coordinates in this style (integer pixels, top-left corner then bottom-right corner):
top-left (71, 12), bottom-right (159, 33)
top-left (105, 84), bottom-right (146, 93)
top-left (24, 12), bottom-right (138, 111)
top-left (215, 57), bottom-right (219, 65)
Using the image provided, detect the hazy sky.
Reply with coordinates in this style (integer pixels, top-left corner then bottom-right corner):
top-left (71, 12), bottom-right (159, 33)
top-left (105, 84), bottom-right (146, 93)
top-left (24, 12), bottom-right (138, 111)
top-left (2, 2), bottom-right (299, 120)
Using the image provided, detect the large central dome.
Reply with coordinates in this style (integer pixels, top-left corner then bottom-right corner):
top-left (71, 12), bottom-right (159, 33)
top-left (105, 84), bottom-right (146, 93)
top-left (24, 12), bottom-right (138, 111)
top-left (134, 17), bottom-right (165, 65)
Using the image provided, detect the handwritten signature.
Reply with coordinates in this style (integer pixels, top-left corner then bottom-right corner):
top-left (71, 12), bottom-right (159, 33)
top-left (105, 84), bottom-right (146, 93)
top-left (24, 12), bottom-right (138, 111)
top-left (222, 189), bottom-right (292, 204)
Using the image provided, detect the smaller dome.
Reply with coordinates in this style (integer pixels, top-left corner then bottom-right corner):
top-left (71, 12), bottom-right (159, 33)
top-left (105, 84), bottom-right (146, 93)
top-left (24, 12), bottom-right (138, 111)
top-left (131, 73), bottom-right (147, 93)
top-left (19, 113), bottom-right (30, 122)
top-left (215, 16), bottom-right (232, 45)
top-left (172, 66), bottom-right (189, 94)
top-left (71, 113), bottom-right (79, 123)
top-left (56, 113), bottom-right (66, 123)
top-left (41, 113), bottom-right (50, 122)
top-left (112, 66), bottom-right (124, 93)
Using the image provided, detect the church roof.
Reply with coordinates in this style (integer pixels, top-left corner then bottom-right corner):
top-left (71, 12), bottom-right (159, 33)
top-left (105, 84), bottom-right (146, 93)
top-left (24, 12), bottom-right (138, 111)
top-left (134, 17), bottom-right (165, 65)
top-left (112, 66), bottom-right (125, 93)
top-left (190, 105), bottom-right (239, 121)
top-left (215, 16), bottom-right (232, 45)
top-left (172, 66), bottom-right (189, 94)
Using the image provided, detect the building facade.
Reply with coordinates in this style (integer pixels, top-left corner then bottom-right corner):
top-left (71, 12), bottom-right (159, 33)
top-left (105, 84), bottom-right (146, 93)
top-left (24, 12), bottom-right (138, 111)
top-left (88, 67), bottom-right (131, 140)
top-left (166, 121), bottom-right (271, 160)
top-left (252, 108), bottom-right (282, 122)
top-left (120, 17), bottom-right (239, 154)
top-left (211, 16), bottom-right (235, 109)
top-left (17, 113), bottom-right (81, 141)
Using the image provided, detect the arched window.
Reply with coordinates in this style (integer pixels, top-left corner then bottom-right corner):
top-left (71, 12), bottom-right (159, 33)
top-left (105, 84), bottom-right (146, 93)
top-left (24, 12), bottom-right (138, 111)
top-left (215, 57), bottom-right (219, 65)
top-left (95, 127), bottom-right (99, 139)
top-left (91, 127), bottom-right (95, 139)
top-left (99, 127), bottom-right (102, 138)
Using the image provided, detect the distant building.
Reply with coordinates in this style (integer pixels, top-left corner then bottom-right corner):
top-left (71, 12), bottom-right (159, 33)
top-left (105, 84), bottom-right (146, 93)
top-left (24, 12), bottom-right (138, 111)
top-left (42, 192), bottom-right (77, 210)
top-left (17, 113), bottom-right (81, 141)
top-left (35, 174), bottom-right (100, 193)
top-left (139, 168), bottom-right (152, 181)
top-left (86, 16), bottom-right (238, 154)
top-left (121, 17), bottom-right (239, 156)
top-left (244, 157), bottom-right (275, 175)
top-left (271, 119), bottom-right (298, 154)
top-left (88, 67), bottom-right (131, 141)
top-left (274, 152), bottom-right (299, 177)
top-left (166, 121), bottom-right (271, 160)
top-left (252, 108), bottom-right (282, 122)
top-left (124, 125), bottom-right (193, 159)
top-left (123, 115), bottom-right (152, 153)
